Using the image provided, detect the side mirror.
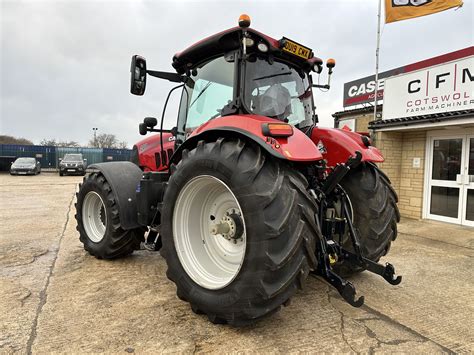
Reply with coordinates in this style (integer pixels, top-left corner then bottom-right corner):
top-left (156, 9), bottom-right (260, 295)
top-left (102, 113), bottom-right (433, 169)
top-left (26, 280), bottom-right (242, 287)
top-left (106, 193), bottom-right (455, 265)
top-left (59, 158), bottom-right (62, 161)
top-left (144, 117), bottom-right (158, 128)
top-left (130, 55), bottom-right (147, 96)
top-left (139, 123), bottom-right (148, 135)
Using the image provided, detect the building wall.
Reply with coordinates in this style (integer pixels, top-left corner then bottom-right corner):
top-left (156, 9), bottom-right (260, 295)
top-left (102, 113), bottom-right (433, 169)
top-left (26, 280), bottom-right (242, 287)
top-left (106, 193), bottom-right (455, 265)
top-left (337, 113), bottom-right (374, 132)
top-left (355, 113), bottom-right (373, 132)
top-left (375, 130), bottom-right (426, 220)
top-left (376, 132), bottom-right (403, 195)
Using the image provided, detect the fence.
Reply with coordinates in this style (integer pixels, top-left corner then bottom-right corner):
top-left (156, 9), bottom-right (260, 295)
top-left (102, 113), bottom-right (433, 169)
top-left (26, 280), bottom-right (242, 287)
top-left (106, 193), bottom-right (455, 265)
top-left (0, 144), bottom-right (132, 171)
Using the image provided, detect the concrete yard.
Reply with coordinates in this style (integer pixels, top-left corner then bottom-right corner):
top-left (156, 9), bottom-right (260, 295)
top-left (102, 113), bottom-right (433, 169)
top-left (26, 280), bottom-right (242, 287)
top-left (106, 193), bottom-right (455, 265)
top-left (1, 173), bottom-right (473, 353)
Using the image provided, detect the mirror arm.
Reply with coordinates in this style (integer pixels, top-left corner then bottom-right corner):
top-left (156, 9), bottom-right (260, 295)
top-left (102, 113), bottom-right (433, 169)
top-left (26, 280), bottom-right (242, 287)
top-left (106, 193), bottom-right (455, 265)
top-left (148, 128), bottom-right (173, 133)
top-left (146, 70), bottom-right (184, 83)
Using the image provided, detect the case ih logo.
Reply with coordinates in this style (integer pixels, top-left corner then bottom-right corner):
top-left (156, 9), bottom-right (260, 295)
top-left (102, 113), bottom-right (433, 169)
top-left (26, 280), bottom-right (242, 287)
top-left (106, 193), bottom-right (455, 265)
top-left (392, 0), bottom-right (431, 6)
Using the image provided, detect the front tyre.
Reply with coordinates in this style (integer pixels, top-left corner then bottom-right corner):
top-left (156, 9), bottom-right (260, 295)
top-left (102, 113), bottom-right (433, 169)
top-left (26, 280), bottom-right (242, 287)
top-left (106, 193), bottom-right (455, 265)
top-left (75, 172), bottom-right (144, 259)
top-left (161, 139), bottom-right (320, 326)
top-left (337, 163), bottom-right (400, 275)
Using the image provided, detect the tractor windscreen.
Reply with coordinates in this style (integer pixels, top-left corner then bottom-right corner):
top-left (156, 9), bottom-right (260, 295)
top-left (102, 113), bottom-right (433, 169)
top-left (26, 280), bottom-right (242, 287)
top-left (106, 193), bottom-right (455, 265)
top-left (180, 56), bottom-right (234, 133)
top-left (244, 57), bottom-right (313, 126)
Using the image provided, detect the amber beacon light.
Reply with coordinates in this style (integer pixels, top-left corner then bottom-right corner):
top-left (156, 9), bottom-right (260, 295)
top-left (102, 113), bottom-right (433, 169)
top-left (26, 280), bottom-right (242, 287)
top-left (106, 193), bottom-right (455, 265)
top-left (238, 14), bottom-right (251, 28)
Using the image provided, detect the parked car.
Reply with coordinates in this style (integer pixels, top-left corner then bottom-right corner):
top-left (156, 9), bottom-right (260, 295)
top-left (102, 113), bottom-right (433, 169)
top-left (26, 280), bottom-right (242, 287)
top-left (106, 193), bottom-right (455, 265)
top-left (59, 154), bottom-right (87, 176)
top-left (10, 157), bottom-right (41, 175)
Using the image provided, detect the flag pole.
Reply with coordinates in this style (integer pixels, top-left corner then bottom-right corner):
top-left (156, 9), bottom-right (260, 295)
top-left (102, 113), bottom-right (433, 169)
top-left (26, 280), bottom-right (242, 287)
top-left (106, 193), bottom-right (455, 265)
top-left (374, 0), bottom-right (382, 120)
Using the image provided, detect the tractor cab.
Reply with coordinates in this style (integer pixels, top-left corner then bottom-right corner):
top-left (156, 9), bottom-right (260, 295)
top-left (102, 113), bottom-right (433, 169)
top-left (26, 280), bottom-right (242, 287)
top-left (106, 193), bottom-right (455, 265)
top-left (131, 15), bottom-right (335, 145)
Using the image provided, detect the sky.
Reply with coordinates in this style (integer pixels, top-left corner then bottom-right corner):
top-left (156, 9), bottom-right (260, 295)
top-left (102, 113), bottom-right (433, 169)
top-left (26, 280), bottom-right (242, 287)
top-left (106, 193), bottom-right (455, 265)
top-left (1, 0), bottom-right (472, 147)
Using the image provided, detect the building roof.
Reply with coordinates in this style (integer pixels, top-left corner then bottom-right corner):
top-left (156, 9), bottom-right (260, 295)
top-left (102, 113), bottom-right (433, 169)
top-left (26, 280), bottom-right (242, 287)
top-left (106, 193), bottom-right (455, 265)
top-left (332, 105), bottom-right (382, 119)
top-left (369, 109), bottom-right (474, 130)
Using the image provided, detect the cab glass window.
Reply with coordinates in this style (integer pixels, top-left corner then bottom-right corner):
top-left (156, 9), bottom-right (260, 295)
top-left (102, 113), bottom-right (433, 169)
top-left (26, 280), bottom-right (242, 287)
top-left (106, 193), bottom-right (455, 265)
top-left (179, 56), bottom-right (234, 133)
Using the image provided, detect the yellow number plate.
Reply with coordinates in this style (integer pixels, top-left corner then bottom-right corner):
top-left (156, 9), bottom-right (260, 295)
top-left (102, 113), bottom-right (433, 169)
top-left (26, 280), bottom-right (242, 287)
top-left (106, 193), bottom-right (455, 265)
top-left (281, 38), bottom-right (312, 60)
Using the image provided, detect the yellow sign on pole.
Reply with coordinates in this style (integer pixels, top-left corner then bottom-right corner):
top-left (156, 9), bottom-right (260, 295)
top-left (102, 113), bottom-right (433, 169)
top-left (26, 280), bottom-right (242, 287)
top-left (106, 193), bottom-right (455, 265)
top-left (385, 0), bottom-right (463, 23)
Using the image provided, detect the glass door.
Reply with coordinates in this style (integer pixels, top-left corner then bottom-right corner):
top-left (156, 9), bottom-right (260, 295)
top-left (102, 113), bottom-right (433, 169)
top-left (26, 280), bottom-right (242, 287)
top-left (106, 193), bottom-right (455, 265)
top-left (427, 137), bottom-right (464, 224)
top-left (461, 136), bottom-right (474, 227)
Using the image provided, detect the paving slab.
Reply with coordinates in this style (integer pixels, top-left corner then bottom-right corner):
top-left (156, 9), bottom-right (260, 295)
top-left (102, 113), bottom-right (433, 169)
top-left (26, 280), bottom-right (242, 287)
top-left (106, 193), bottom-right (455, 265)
top-left (0, 173), bottom-right (472, 353)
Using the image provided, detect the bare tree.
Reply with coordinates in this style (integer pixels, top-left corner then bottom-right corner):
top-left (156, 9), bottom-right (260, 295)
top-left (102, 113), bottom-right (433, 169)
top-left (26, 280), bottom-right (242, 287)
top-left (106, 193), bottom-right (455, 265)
top-left (117, 141), bottom-right (128, 149)
top-left (40, 139), bottom-right (80, 147)
top-left (89, 133), bottom-right (119, 148)
top-left (0, 135), bottom-right (33, 145)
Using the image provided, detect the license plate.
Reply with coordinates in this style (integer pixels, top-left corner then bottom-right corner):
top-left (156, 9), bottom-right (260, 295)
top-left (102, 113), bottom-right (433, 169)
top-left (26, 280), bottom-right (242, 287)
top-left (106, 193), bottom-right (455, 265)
top-left (281, 37), bottom-right (312, 60)
top-left (19, 172), bottom-right (26, 175)
top-left (68, 169), bottom-right (75, 172)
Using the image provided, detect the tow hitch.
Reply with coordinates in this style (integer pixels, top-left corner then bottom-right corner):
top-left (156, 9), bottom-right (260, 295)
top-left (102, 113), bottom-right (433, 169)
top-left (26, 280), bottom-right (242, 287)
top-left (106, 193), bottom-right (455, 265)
top-left (311, 152), bottom-right (402, 307)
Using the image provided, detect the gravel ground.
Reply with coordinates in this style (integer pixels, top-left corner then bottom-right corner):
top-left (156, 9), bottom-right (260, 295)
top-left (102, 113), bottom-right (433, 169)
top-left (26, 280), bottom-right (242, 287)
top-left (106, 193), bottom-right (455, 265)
top-left (0, 173), bottom-right (473, 353)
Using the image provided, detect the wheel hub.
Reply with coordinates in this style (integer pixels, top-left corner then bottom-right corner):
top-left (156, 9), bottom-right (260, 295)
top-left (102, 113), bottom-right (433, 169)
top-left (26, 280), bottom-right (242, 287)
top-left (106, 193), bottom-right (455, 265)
top-left (210, 210), bottom-right (244, 243)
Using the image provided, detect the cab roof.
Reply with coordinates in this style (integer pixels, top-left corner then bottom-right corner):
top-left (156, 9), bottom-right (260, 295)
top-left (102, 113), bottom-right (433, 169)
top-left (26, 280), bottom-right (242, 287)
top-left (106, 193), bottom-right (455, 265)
top-left (172, 27), bottom-right (322, 74)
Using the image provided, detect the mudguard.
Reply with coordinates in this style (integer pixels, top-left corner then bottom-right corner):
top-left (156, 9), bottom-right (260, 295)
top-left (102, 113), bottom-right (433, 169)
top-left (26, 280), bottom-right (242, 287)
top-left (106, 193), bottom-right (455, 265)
top-left (88, 162), bottom-right (143, 230)
top-left (310, 127), bottom-right (384, 168)
top-left (172, 114), bottom-right (323, 164)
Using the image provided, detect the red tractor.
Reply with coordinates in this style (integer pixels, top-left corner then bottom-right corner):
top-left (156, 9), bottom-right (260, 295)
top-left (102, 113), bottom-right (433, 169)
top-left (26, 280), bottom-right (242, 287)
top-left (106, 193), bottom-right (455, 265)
top-left (75, 15), bottom-right (401, 326)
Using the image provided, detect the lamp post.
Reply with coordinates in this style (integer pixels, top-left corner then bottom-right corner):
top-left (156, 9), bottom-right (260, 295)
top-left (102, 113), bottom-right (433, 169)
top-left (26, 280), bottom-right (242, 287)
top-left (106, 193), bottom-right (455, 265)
top-left (92, 127), bottom-right (98, 147)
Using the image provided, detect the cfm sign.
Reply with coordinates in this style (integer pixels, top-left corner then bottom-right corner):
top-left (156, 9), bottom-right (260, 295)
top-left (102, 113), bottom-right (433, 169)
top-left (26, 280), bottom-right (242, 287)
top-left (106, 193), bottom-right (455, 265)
top-left (383, 56), bottom-right (474, 120)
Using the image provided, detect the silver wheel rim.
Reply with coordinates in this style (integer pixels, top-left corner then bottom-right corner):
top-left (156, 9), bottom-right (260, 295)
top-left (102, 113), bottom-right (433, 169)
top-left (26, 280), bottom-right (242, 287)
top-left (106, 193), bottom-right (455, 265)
top-left (82, 191), bottom-right (107, 243)
top-left (173, 175), bottom-right (246, 290)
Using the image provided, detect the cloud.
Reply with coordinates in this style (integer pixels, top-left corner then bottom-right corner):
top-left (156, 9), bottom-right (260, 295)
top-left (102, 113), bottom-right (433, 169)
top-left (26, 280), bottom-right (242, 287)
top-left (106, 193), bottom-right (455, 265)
top-left (1, 0), bottom-right (472, 145)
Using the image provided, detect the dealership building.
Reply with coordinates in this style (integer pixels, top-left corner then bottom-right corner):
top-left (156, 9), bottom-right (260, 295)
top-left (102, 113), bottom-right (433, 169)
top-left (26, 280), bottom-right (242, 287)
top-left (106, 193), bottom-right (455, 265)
top-left (334, 46), bottom-right (473, 226)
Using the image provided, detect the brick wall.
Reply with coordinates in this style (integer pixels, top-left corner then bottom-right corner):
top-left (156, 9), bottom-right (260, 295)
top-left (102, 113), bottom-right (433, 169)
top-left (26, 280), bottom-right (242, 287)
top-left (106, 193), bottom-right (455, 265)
top-left (338, 113), bottom-right (374, 132)
top-left (375, 130), bottom-right (427, 220)
top-left (376, 132), bottom-right (403, 194)
top-left (398, 131), bottom-right (426, 219)
top-left (355, 114), bottom-right (373, 132)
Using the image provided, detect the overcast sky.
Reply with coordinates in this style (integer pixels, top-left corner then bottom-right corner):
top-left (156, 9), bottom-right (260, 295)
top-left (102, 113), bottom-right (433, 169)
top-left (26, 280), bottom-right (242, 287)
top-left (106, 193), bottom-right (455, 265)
top-left (1, 0), bottom-right (472, 147)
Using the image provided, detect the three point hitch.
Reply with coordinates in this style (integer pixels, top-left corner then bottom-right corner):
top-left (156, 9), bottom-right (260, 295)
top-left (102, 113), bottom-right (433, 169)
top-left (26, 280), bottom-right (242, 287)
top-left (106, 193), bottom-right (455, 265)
top-left (311, 151), bottom-right (402, 308)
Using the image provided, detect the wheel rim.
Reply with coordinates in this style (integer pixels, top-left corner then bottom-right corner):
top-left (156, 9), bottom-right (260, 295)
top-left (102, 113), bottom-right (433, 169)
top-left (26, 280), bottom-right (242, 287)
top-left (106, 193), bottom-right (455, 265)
top-left (82, 191), bottom-right (107, 243)
top-left (173, 175), bottom-right (247, 290)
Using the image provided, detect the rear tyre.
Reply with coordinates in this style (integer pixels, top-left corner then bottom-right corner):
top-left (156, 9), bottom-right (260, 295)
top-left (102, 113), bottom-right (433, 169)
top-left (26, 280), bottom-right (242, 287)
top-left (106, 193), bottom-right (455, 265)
top-left (336, 163), bottom-right (400, 276)
top-left (161, 138), bottom-right (320, 326)
top-left (75, 172), bottom-right (145, 259)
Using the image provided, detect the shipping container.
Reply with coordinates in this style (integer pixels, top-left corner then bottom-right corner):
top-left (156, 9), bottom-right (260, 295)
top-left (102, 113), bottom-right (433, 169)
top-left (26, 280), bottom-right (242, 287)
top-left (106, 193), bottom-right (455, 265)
top-left (0, 144), bottom-right (132, 171)
top-left (102, 148), bottom-right (131, 162)
top-left (0, 144), bottom-right (56, 170)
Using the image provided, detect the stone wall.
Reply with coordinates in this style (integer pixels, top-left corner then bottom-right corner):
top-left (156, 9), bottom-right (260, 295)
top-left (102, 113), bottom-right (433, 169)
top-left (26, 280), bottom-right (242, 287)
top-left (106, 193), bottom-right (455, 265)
top-left (375, 130), bottom-right (427, 220)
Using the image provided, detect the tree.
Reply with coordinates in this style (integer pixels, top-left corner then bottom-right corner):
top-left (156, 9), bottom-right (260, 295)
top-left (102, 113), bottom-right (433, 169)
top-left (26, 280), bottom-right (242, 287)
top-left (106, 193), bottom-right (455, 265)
top-left (88, 133), bottom-right (126, 149)
top-left (0, 135), bottom-right (34, 145)
top-left (117, 141), bottom-right (128, 149)
top-left (40, 139), bottom-right (80, 147)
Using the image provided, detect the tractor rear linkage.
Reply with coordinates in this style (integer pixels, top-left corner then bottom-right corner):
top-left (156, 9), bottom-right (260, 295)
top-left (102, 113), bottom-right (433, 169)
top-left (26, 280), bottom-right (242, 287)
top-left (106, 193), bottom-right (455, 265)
top-left (310, 151), bottom-right (402, 308)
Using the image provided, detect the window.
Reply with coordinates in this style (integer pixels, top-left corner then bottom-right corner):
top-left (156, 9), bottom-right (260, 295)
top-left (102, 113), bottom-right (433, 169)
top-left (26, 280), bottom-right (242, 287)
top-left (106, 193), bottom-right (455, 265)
top-left (179, 56), bottom-right (234, 133)
top-left (244, 57), bottom-right (313, 126)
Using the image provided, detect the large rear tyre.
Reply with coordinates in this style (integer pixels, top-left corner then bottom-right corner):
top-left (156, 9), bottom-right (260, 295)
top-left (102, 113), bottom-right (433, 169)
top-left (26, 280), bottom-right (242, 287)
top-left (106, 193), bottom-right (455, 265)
top-left (161, 139), bottom-right (320, 326)
top-left (336, 163), bottom-right (400, 276)
top-left (75, 172), bottom-right (145, 259)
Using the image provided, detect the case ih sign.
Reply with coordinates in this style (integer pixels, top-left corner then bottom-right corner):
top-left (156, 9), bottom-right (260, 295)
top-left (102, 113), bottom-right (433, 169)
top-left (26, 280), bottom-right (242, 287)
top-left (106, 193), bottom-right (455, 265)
top-left (383, 55), bottom-right (473, 120)
top-left (343, 47), bottom-right (473, 107)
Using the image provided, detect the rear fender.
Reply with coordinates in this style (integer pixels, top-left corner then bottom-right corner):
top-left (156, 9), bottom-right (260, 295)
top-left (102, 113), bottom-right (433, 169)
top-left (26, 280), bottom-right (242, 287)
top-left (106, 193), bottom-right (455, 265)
top-left (172, 114), bottom-right (323, 164)
top-left (88, 162), bottom-right (143, 230)
top-left (310, 127), bottom-right (384, 168)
